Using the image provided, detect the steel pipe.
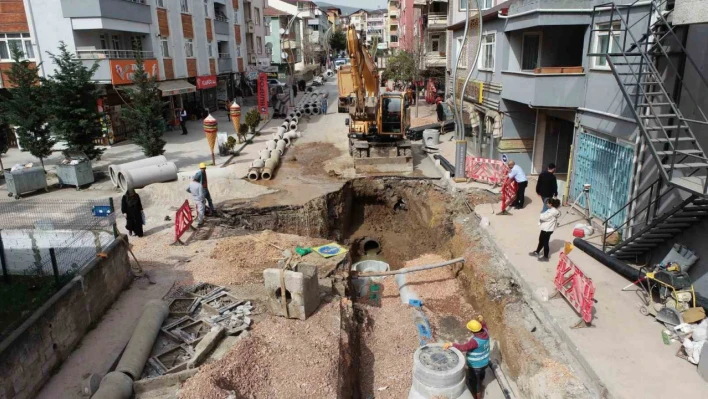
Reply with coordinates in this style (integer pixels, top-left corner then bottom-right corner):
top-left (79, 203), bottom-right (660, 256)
top-left (108, 156), bottom-right (167, 187)
top-left (117, 162), bottom-right (178, 192)
top-left (116, 300), bottom-right (168, 380)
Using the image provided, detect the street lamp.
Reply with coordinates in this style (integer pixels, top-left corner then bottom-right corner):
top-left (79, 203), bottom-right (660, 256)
top-left (280, 10), bottom-right (304, 108)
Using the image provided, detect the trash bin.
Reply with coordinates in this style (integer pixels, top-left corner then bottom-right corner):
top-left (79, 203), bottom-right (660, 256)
top-left (5, 166), bottom-right (48, 199)
top-left (55, 151), bottom-right (95, 190)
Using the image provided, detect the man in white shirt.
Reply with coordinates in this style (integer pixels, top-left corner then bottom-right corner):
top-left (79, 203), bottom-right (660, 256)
top-left (187, 177), bottom-right (205, 226)
top-left (507, 160), bottom-right (528, 209)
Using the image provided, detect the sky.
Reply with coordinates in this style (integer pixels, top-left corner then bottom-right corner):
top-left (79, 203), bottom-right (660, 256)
top-left (322, 0), bottom-right (387, 10)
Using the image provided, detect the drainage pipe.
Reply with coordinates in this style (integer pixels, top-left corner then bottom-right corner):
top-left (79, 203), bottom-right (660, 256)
top-left (251, 159), bottom-right (265, 168)
top-left (433, 154), bottom-right (456, 177)
top-left (572, 239), bottom-right (708, 310)
top-left (117, 162), bottom-right (178, 192)
top-left (353, 257), bottom-right (464, 278)
top-left (247, 167), bottom-right (261, 181)
top-left (262, 158), bottom-right (278, 180)
top-left (116, 300), bottom-right (169, 380)
top-left (289, 121), bottom-right (298, 130)
top-left (276, 140), bottom-right (287, 155)
top-left (259, 150), bottom-right (272, 161)
top-left (266, 140), bottom-right (277, 151)
top-left (489, 361), bottom-right (515, 399)
top-left (92, 371), bottom-right (133, 399)
top-left (108, 156), bottom-right (167, 187)
top-left (312, 106), bottom-right (321, 115)
top-left (270, 152), bottom-right (281, 164)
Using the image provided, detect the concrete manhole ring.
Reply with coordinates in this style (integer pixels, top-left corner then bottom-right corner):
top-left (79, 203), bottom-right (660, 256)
top-left (418, 345), bottom-right (460, 371)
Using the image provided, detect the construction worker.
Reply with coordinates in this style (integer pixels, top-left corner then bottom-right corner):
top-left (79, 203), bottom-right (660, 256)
top-left (194, 163), bottom-right (214, 214)
top-left (187, 176), bottom-right (205, 226)
top-left (443, 315), bottom-right (490, 399)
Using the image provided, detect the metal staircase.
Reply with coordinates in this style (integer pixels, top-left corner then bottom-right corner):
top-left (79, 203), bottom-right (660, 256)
top-left (589, 0), bottom-right (708, 261)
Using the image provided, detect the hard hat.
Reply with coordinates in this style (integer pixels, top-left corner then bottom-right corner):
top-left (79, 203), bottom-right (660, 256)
top-left (199, 162), bottom-right (206, 169)
top-left (466, 320), bottom-right (482, 333)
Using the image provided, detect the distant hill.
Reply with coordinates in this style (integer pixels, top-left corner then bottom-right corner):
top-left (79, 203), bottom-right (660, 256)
top-left (315, 2), bottom-right (373, 16)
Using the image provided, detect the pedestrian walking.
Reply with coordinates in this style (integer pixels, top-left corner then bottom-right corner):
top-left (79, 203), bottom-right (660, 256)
top-left (436, 94), bottom-right (446, 131)
top-left (180, 108), bottom-right (188, 135)
top-left (121, 188), bottom-right (144, 237)
top-left (443, 315), bottom-right (490, 399)
top-left (507, 160), bottom-right (528, 209)
top-left (194, 162), bottom-right (214, 214)
top-left (536, 163), bottom-right (558, 212)
top-left (187, 176), bottom-right (205, 226)
top-left (530, 198), bottom-right (561, 261)
top-left (321, 94), bottom-right (328, 115)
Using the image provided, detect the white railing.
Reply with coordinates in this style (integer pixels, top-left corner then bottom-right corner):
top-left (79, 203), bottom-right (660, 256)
top-left (76, 49), bottom-right (154, 59)
top-left (428, 13), bottom-right (448, 26)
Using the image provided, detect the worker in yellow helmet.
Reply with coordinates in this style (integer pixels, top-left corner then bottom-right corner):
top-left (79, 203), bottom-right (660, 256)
top-left (443, 315), bottom-right (489, 399)
top-left (194, 163), bottom-right (214, 215)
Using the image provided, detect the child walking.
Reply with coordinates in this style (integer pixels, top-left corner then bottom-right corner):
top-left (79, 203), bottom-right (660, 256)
top-left (530, 198), bottom-right (561, 261)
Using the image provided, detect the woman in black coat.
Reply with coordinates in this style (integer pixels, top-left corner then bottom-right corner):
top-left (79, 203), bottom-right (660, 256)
top-left (121, 189), bottom-right (144, 237)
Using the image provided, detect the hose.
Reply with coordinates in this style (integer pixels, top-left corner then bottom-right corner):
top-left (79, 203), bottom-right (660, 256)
top-left (353, 257), bottom-right (464, 278)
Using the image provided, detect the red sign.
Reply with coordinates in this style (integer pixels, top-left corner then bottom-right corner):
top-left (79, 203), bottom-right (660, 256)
top-left (500, 177), bottom-right (518, 214)
top-left (174, 200), bottom-right (193, 244)
top-left (465, 157), bottom-right (509, 186)
top-left (109, 59), bottom-right (159, 85)
top-left (257, 72), bottom-right (269, 115)
top-left (196, 75), bottom-right (217, 89)
top-left (554, 252), bottom-right (596, 325)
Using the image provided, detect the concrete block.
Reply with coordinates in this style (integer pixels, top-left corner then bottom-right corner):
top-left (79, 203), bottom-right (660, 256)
top-left (187, 327), bottom-right (225, 368)
top-left (264, 263), bottom-right (321, 320)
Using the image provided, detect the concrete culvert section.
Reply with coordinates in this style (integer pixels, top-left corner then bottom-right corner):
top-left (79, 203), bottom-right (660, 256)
top-left (409, 344), bottom-right (472, 399)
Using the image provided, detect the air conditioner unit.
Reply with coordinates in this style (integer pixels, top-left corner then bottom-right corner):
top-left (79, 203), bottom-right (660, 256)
top-left (249, 53), bottom-right (256, 64)
top-left (247, 20), bottom-right (255, 33)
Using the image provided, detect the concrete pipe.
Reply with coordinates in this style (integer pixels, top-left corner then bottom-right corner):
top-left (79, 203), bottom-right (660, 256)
top-left (288, 112), bottom-right (296, 119)
top-left (289, 121), bottom-right (298, 131)
top-left (261, 158), bottom-right (278, 180)
top-left (116, 300), bottom-right (169, 380)
top-left (306, 86), bottom-right (314, 93)
top-left (269, 152), bottom-right (281, 164)
top-left (295, 110), bottom-right (303, 118)
top-left (117, 162), bottom-right (178, 193)
top-left (326, 69), bottom-right (334, 77)
top-left (92, 372), bottom-right (133, 399)
top-left (266, 140), bottom-right (277, 151)
top-left (251, 159), bottom-right (265, 168)
top-left (259, 150), bottom-right (272, 160)
top-left (247, 167), bottom-right (261, 181)
top-left (276, 140), bottom-right (287, 156)
top-left (303, 107), bottom-right (312, 115)
top-left (108, 156), bottom-right (167, 187)
top-left (284, 131), bottom-right (298, 140)
top-left (312, 106), bottom-right (321, 115)
top-left (277, 126), bottom-right (287, 136)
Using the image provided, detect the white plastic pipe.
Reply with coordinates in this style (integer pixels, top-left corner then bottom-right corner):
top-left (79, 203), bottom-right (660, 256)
top-left (284, 131), bottom-right (298, 140)
top-left (269, 152), bottom-right (281, 164)
top-left (108, 156), bottom-right (167, 187)
top-left (117, 162), bottom-right (178, 192)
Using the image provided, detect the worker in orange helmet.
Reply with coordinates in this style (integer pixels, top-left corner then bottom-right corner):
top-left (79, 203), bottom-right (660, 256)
top-left (443, 315), bottom-right (490, 399)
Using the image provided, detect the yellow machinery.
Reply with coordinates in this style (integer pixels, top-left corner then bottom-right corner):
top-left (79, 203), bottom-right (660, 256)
top-left (337, 25), bottom-right (412, 172)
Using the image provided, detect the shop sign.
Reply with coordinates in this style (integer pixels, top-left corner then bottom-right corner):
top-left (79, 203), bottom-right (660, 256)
top-left (109, 59), bottom-right (159, 85)
top-left (257, 72), bottom-right (269, 116)
top-left (266, 72), bottom-right (278, 79)
top-left (197, 75), bottom-right (218, 90)
top-left (247, 71), bottom-right (258, 80)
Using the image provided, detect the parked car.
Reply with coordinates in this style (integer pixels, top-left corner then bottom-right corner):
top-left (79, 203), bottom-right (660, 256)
top-left (268, 79), bottom-right (286, 87)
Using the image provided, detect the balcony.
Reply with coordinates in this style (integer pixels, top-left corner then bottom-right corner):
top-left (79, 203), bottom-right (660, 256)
top-left (247, 20), bottom-right (255, 33)
top-left (60, 0), bottom-right (151, 28)
top-left (218, 56), bottom-right (232, 72)
top-left (500, 70), bottom-right (586, 108)
top-left (76, 49), bottom-right (154, 59)
top-left (414, 0), bottom-right (427, 7)
top-left (214, 19), bottom-right (229, 35)
top-left (425, 52), bottom-right (446, 68)
top-left (75, 50), bottom-right (156, 84)
top-left (427, 13), bottom-right (447, 29)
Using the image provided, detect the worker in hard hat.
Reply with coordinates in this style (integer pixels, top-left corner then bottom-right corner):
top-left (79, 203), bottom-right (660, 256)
top-left (187, 176), bottom-right (205, 226)
top-left (194, 163), bottom-right (214, 215)
top-left (443, 315), bottom-right (489, 399)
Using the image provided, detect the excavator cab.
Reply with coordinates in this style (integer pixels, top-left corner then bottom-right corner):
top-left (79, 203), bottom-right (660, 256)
top-left (379, 93), bottom-right (409, 136)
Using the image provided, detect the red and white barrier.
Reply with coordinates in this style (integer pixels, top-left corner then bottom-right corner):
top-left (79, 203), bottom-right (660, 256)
top-left (554, 252), bottom-right (596, 326)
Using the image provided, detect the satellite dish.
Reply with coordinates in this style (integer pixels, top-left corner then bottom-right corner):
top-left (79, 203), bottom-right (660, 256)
top-left (281, 52), bottom-right (289, 60)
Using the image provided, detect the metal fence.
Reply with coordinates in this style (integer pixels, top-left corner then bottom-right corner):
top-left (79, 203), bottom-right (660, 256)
top-left (0, 198), bottom-right (118, 286)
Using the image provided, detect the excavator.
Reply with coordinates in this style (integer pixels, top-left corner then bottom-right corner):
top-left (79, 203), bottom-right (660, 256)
top-left (337, 25), bottom-right (412, 172)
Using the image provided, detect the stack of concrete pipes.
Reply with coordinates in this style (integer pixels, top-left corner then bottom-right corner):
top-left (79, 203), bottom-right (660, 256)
top-left (293, 90), bottom-right (326, 117)
top-left (247, 123), bottom-right (301, 181)
top-left (108, 156), bottom-right (178, 192)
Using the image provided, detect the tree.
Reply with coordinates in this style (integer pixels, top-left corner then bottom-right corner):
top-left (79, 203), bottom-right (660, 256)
top-left (329, 30), bottom-right (347, 53)
top-left (383, 50), bottom-right (416, 83)
top-left (0, 123), bottom-right (9, 173)
top-left (43, 42), bottom-right (104, 160)
top-left (0, 46), bottom-right (54, 168)
top-left (120, 49), bottom-right (166, 157)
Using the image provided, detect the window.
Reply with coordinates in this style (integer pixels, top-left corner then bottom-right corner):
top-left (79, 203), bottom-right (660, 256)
top-left (460, 0), bottom-right (468, 11)
top-left (311, 24), bottom-right (319, 31)
top-left (479, 33), bottom-right (495, 70)
top-left (0, 33), bottom-right (34, 61)
top-left (593, 22), bottom-right (621, 69)
top-left (156, 0), bottom-right (165, 7)
top-left (233, 10), bottom-right (239, 23)
top-left (235, 46), bottom-right (241, 57)
top-left (455, 37), bottom-right (466, 68)
top-left (521, 32), bottom-right (541, 70)
top-left (185, 38), bottom-right (194, 57)
top-left (390, 35), bottom-right (398, 43)
top-left (265, 20), bottom-right (271, 35)
top-left (180, 0), bottom-right (190, 13)
top-left (256, 37), bottom-right (262, 54)
top-left (481, 0), bottom-right (494, 9)
top-left (112, 35), bottom-right (121, 51)
top-left (430, 34), bottom-right (440, 52)
top-left (208, 41), bottom-right (213, 57)
top-left (204, 0), bottom-right (209, 17)
top-left (160, 38), bottom-right (170, 57)
top-left (254, 8), bottom-right (260, 25)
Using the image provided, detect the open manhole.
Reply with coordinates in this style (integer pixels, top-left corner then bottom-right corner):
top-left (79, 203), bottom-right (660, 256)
top-left (418, 345), bottom-right (461, 371)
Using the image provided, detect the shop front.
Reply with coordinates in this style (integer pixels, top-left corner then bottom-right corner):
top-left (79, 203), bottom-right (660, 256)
top-left (216, 73), bottom-right (233, 110)
top-left (196, 75), bottom-right (218, 112)
top-left (158, 80), bottom-right (197, 129)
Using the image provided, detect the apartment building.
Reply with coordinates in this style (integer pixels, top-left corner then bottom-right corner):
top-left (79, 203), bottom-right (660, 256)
top-left (387, 0), bottom-right (400, 49)
top-left (413, 0), bottom-right (448, 73)
top-left (447, 0), bottom-right (708, 294)
top-left (326, 7), bottom-right (342, 30)
top-left (366, 9), bottom-right (387, 48)
top-left (0, 0), bottom-right (267, 143)
top-left (399, 0), bottom-right (421, 51)
top-left (266, 0), bottom-right (330, 71)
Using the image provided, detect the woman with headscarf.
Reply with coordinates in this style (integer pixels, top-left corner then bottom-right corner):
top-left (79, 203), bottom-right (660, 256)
top-left (121, 189), bottom-right (144, 237)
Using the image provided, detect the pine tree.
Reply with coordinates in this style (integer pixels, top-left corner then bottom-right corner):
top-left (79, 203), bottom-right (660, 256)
top-left (0, 46), bottom-right (54, 169)
top-left (43, 42), bottom-right (104, 160)
top-left (120, 49), bottom-right (166, 157)
top-left (0, 123), bottom-right (9, 173)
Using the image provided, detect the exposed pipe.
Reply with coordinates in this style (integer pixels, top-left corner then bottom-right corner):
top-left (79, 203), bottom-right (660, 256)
top-left (259, 150), bottom-right (272, 160)
top-left (108, 156), bottom-right (167, 187)
top-left (266, 140), bottom-right (277, 151)
top-left (433, 154), bottom-right (456, 177)
top-left (262, 157), bottom-right (278, 180)
top-left (276, 139), bottom-right (287, 155)
top-left (251, 159), bottom-right (265, 168)
top-left (247, 167), bottom-right (261, 181)
top-left (92, 371), bottom-right (133, 399)
top-left (115, 300), bottom-right (169, 380)
top-left (489, 361), bottom-right (515, 399)
top-left (117, 162), bottom-right (178, 192)
top-left (352, 257), bottom-right (464, 278)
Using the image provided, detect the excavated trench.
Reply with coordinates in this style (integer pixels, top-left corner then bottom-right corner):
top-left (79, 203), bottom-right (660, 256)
top-left (220, 177), bottom-right (599, 399)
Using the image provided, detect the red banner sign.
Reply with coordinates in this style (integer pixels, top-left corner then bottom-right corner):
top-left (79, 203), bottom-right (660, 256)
top-left (554, 252), bottom-right (596, 325)
top-left (196, 75), bottom-right (217, 89)
top-left (465, 157), bottom-right (509, 186)
top-left (174, 200), bottom-right (193, 244)
top-left (257, 72), bottom-right (269, 115)
top-left (109, 59), bottom-right (159, 85)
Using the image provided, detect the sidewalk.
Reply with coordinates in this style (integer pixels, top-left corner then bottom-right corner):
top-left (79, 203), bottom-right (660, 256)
top-left (473, 186), bottom-right (708, 399)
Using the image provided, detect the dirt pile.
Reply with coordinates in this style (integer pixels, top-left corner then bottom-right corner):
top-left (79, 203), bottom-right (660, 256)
top-left (180, 299), bottom-right (342, 399)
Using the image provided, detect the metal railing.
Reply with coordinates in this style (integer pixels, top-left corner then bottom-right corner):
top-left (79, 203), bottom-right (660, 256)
top-left (76, 49), bottom-right (154, 60)
top-left (123, 0), bottom-right (146, 4)
top-left (218, 53), bottom-right (231, 59)
top-left (215, 14), bottom-right (228, 22)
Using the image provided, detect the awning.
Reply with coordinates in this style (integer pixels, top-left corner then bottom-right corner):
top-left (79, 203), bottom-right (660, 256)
top-left (157, 80), bottom-right (196, 97)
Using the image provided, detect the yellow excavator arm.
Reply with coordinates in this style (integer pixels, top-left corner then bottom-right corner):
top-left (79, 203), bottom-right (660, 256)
top-left (346, 25), bottom-right (379, 116)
